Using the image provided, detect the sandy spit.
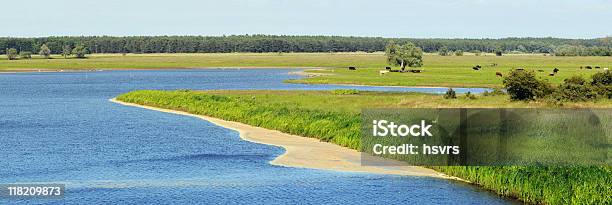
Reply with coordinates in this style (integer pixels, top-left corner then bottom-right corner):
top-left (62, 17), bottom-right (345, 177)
top-left (110, 98), bottom-right (455, 178)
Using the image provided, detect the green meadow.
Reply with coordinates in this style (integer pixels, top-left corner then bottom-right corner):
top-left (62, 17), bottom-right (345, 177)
top-left (116, 90), bottom-right (612, 204)
top-left (2, 53), bottom-right (611, 88)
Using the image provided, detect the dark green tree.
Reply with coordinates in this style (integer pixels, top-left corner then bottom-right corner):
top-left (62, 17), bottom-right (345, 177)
top-left (503, 70), bottom-right (552, 100)
top-left (385, 42), bottom-right (423, 70)
top-left (72, 44), bottom-right (88, 58)
top-left (39, 44), bottom-right (51, 58)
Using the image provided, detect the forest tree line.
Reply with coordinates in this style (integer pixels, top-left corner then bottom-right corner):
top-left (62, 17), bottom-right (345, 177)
top-left (1, 35), bottom-right (611, 56)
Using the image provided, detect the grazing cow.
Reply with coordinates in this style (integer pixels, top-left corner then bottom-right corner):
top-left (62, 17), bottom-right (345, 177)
top-left (595, 66), bottom-right (601, 69)
top-left (496, 72), bottom-right (503, 77)
top-left (472, 65), bottom-right (481, 70)
top-left (604, 68), bottom-right (609, 71)
top-left (385, 67), bottom-right (391, 70)
top-left (580, 66), bottom-right (583, 69)
top-left (491, 63), bottom-right (498, 67)
top-left (515, 68), bottom-right (525, 71)
top-left (549, 73), bottom-right (555, 76)
top-left (537, 69), bottom-right (545, 72)
top-left (349, 66), bottom-right (356, 70)
top-left (586, 66), bottom-right (593, 69)
top-left (379, 70), bottom-right (389, 75)
top-left (553, 68), bottom-right (559, 73)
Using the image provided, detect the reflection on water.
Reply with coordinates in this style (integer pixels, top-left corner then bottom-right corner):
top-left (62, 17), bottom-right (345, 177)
top-left (0, 69), bottom-right (508, 204)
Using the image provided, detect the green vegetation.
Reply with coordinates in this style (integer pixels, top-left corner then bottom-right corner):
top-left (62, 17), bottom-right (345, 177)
top-left (503, 70), bottom-right (552, 100)
top-left (116, 90), bottom-right (611, 204)
top-left (438, 46), bottom-right (451, 56)
top-left (443, 88), bottom-right (457, 99)
top-left (331, 89), bottom-right (360, 95)
top-left (385, 42), bottom-right (423, 70)
top-left (72, 44), bottom-right (88, 58)
top-left (5, 48), bottom-right (17, 60)
top-left (39, 44), bottom-right (51, 58)
top-left (18, 51), bottom-right (32, 59)
top-left (1, 35), bottom-right (611, 55)
top-left (502, 70), bottom-right (612, 102)
top-left (290, 54), bottom-right (612, 88)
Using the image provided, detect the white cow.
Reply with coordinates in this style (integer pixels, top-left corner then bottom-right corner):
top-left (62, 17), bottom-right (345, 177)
top-left (379, 70), bottom-right (390, 75)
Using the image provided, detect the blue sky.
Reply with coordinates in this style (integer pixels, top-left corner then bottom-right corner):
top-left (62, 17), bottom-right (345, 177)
top-left (6, 0), bottom-right (611, 38)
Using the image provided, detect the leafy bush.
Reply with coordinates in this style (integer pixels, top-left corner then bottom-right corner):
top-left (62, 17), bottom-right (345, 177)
top-left (591, 71), bottom-right (612, 98)
top-left (552, 76), bottom-right (597, 102)
top-left (465, 91), bottom-right (476, 99)
top-left (443, 88), bottom-right (457, 99)
top-left (19, 51), bottom-right (32, 59)
top-left (482, 88), bottom-right (506, 96)
top-left (331, 89), bottom-right (359, 95)
top-left (454, 50), bottom-right (464, 56)
top-left (503, 70), bottom-right (552, 101)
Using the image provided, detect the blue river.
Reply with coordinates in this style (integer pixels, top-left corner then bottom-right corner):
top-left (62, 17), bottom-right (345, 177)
top-left (0, 69), bottom-right (509, 204)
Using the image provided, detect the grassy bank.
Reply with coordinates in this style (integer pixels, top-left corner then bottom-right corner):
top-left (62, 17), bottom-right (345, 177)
top-left (116, 90), bottom-right (611, 204)
top-left (2, 53), bottom-right (611, 88)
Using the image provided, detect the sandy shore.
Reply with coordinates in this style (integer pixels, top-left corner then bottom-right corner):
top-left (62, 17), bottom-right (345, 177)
top-left (110, 98), bottom-right (453, 178)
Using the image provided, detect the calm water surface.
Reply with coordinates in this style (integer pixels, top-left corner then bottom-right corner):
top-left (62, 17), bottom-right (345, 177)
top-left (0, 69), bottom-right (508, 204)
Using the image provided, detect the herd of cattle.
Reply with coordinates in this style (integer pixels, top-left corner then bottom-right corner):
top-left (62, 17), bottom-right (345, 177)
top-left (348, 65), bottom-right (609, 77)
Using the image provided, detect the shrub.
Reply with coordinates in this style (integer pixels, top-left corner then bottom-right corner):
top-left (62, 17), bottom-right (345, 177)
top-left (443, 88), bottom-right (457, 99)
top-left (552, 75), bottom-right (597, 102)
top-left (331, 89), bottom-right (359, 95)
top-left (591, 71), bottom-right (612, 98)
top-left (454, 50), bottom-right (464, 56)
top-left (591, 71), bottom-right (612, 86)
top-left (482, 88), bottom-right (506, 96)
top-left (19, 51), bottom-right (32, 59)
top-left (503, 70), bottom-right (552, 101)
top-left (465, 91), bottom-right (476, 99)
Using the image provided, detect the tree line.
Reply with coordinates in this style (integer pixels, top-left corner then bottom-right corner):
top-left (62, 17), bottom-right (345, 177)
top-left (1, 35), bottom-right (610, 56)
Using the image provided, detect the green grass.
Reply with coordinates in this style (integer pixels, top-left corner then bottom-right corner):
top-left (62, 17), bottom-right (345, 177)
top-left (289, 54), bottom-right (612, 88)
top-left (2, 53), bottom-right (611, 88)
top-left (116, 90), bottom-right (611, 204)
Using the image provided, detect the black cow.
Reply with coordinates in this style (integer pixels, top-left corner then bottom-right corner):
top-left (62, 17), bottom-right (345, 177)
top-left (553, 68), bottom-right (559, 73)
top-left (349, 66), bottom-right (356, 70)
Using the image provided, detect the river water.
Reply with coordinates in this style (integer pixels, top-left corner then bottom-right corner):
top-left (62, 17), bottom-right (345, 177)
top-left (0, 69), bottom-right (509, 204)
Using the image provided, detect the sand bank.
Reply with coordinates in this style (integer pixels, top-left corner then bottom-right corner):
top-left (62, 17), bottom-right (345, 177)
top-left (110, 98), bottom-right (452, 178)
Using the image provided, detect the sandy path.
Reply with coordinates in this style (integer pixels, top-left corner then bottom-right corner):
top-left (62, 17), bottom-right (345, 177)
top-left (110, 99), bottom-right (451, 178)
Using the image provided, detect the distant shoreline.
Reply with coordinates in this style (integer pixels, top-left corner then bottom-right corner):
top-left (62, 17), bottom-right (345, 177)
top-left (110, 98), bottom-right (454, 178)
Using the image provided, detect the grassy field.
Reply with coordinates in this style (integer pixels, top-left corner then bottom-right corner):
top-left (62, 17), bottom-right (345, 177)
top-left (116, 90), bottom-right (611, 204)
top-left (2, 53), bottom-right (611, 88)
